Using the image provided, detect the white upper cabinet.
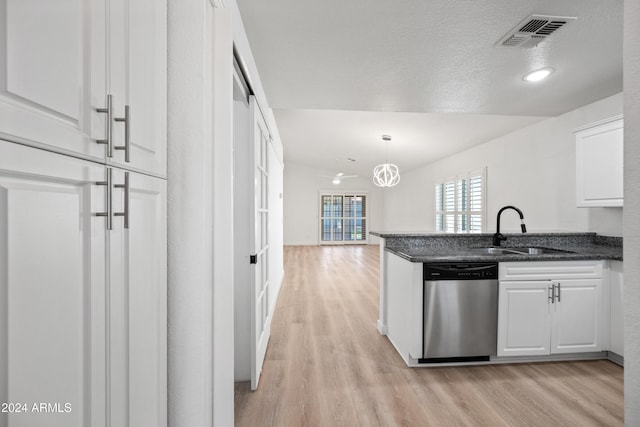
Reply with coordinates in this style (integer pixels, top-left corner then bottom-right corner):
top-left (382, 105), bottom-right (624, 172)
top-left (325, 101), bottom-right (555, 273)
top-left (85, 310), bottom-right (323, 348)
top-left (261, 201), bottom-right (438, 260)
top-left (0, 0), bottom-right (167, 176)
top-left (575, 116), bottom-right (623, 207)
top-left (107, 0), bottom-right (167, 176)
top-left (0, 0), bottom-right (106, 160)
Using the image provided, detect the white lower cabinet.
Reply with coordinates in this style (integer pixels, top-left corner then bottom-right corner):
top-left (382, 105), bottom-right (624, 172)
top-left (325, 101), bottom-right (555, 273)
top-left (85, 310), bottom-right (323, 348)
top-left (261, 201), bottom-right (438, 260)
top-left (609, 261), bottom-right (624, 357)
top-left (550, 278), bottom-right (603, 353)
top-left (498, 281), bottom-right (552, 356)
top-left (109, 169), bottom-right (167, 427)
top-left (0, 140), bottom-right (166, 426)
top-left (0, 141), bottom-right (107, 427)
top-left (498, 261), bottom-right (605, 357)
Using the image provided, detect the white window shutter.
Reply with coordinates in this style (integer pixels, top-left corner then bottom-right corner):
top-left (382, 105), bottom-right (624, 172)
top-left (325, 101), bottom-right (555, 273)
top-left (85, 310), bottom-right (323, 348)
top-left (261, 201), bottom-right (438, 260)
top-left (435, 167), bottom-right (486, 233)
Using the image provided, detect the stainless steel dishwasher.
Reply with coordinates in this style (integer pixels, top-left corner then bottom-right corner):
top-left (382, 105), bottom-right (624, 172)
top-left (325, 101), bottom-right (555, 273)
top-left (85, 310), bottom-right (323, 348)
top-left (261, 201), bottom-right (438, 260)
top-left (421, 262), bottom-right (498, 362)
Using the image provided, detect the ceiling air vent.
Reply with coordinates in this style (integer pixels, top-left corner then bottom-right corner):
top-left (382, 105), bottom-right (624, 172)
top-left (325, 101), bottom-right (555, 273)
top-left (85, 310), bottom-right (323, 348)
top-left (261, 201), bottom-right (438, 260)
top-left (496, 14), bottom-right (577, 48)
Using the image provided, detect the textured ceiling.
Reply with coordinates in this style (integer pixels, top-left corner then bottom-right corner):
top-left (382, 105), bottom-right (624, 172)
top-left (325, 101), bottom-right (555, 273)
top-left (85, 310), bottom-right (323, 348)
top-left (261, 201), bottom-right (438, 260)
top-left (235, 0), bottom-right (623, 176)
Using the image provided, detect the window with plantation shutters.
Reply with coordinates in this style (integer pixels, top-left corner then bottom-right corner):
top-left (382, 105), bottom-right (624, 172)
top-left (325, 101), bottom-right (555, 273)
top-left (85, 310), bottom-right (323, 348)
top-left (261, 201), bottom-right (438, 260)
top-left (435, 168), bottom-right (486, 233)
top-left (320, 192), bottom-right (368, 244)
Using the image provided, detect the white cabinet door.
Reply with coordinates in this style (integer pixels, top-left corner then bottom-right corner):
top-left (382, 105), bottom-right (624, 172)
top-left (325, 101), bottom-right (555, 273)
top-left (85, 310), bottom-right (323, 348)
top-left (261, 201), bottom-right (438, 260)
top-left (107, 0), bottom-right (167, 176)
top-left (0, 0), bottom-right (167, 175)
top-left (0, 140), bottom-right (107, 427)
top-left (0, 0), bottom-right (107, 161)
top-left (109, 169), bottom-right (167, 427)
top-left (498, 281), bottom-right (552, 357)
top-left (609, 261), bottom-right (624, 356)
top-left (0, 142), bottom-right (167, 426)
top-left (551, 279), bottom-right (603, 353)
top-left (575, 116), bottom-right (623, 207)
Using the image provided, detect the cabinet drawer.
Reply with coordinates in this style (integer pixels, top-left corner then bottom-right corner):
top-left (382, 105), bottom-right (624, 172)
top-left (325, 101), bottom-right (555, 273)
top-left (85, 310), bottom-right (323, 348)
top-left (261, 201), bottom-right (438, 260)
top-left (499, 261), bottom-right (603, 281)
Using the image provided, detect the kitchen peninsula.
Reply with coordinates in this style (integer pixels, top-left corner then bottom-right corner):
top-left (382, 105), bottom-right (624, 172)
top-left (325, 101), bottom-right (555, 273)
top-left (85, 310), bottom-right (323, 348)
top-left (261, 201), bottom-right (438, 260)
top-left (370, 231), bottom-right (623, 367)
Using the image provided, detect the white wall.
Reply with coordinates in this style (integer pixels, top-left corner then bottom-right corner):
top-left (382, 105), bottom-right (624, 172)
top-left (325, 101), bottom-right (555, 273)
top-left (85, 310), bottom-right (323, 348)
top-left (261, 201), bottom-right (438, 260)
top-left (210, 9), bottom-right (236, 422)
top-left (169, 0), bottom-right (286, 424)
top-left (382, 93), bottom-right (624, 236)
top-left (623, 0), bottom-right (640, 421)
top-left (168, 2), bottom-right (230, 426)
top-left (284, 162), bottom-right (383, 245)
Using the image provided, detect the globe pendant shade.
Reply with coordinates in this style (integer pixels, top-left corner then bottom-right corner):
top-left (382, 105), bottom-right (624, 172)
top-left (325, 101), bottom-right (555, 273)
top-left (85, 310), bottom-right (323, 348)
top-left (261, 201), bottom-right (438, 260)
top-left (373, 163), bottom-right (400, 187)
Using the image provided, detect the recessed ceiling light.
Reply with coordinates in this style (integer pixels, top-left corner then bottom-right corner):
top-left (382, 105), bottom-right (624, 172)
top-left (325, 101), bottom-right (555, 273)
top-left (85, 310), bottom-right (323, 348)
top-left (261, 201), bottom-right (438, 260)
top-left (523, 67), bottom-right (554, 82)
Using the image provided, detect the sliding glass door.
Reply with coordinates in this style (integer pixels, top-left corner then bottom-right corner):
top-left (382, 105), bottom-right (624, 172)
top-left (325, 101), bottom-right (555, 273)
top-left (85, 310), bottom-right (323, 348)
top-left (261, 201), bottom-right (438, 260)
top-left (320, 193), bottom-right (367, 244)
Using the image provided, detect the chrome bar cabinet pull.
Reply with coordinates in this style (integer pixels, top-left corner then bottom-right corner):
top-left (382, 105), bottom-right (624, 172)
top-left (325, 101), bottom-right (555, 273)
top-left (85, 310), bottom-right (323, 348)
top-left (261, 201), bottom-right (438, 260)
top-left (556, 282), bottom-right (561, 303)
top-left (96, 95), bottom-right (114, 157)
top-left (114, 105), bottom-right (131, 162)
top-left (548, 284), bottom-right (554, 304)
top-left (114, 171), bottom-right (130, 229)
top-left (95, 168), bottom-right (113, 230)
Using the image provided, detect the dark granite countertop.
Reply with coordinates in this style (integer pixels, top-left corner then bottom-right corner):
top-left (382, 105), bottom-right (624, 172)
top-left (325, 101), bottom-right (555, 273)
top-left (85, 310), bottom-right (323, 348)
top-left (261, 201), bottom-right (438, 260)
top-left (371, 231), bottom-right (623, 262)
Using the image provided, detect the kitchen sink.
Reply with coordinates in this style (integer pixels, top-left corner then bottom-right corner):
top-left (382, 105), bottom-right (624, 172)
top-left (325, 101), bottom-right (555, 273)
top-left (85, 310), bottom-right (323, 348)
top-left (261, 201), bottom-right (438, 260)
top-left (469, 246), bottom-right (574, 255)
top-left (510, 247), bottom-right (573, 255)
top-left (471, 247), bottom-right (514, 255)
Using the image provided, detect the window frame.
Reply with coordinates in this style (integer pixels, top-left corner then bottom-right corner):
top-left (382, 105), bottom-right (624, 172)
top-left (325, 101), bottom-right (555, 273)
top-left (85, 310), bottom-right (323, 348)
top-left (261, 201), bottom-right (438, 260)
top-left (319, 191), bottom-right (369, 245)
top-left (435, 167), bottom-right (487, 233)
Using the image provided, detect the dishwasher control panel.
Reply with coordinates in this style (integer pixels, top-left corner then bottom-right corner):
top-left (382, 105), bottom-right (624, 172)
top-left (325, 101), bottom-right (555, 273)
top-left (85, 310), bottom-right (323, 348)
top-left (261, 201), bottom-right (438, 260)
top-left (424, 263), bottom-right (498, 281)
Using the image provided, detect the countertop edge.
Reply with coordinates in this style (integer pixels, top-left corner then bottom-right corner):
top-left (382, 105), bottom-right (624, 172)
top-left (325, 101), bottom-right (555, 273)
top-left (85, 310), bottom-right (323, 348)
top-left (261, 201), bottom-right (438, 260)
top-left (370, 231), bottom-right (597, 238)
top-left (386, 246), bottom-right (623, 263)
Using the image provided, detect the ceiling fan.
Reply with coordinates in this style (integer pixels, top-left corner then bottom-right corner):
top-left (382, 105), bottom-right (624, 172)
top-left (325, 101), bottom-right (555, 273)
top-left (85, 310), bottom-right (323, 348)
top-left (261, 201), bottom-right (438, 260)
top-left (321, 172), bottom-right (358, 184)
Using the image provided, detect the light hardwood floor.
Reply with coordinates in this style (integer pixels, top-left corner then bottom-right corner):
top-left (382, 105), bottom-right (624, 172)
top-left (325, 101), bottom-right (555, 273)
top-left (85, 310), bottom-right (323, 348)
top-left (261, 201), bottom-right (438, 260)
top-left (234, 245), bottom-right (624, 426)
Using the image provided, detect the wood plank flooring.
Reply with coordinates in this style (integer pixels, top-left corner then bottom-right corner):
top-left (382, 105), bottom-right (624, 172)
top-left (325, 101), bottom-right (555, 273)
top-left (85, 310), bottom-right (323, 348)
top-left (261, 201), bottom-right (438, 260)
top-left (234, 245), bottom-right (624, 426)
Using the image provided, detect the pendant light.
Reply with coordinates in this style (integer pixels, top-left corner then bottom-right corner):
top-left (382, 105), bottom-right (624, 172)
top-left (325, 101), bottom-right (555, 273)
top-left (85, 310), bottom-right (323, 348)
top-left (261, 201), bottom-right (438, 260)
top-left (373, 135), bottom-right (400, 187)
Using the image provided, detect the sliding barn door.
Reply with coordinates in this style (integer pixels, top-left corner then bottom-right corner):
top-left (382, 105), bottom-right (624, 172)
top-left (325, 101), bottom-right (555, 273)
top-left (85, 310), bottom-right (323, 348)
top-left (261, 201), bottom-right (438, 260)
top-left (249, 96), bottom-right (271, 390)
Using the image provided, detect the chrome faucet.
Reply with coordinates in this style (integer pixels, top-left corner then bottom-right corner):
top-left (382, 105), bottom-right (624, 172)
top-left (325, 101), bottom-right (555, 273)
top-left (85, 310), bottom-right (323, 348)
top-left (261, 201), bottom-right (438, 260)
top-left (493, 205), bottom-right (527, 246)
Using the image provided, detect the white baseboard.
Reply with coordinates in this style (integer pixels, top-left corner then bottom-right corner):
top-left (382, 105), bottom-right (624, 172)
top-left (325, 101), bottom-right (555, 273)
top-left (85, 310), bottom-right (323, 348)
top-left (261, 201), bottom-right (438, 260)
top-left (377, 320), bottom-right (388, 335)
top-left (608, 351), bottom-right (624, 366)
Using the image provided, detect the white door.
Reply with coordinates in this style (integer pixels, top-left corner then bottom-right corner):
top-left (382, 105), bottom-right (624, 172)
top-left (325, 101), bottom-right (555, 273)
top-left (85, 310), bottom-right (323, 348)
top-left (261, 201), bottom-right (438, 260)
top-left (109, 169), bottom-right (167, 426)
top-left (0, 141), bottom-right (107, 427)
top-left (249, 96), bottom-right (271, 390)
top-left (551, 279), bottom-right (603, 354)
top-left (0, 0), bottom-right (106, 161)
top-left (497, 281), bottom-right (552, 357)
top-left (107, 0), bottom-right (167, 176)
